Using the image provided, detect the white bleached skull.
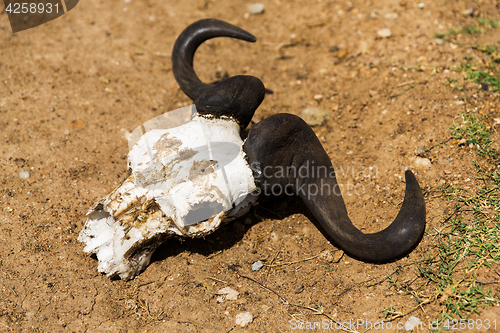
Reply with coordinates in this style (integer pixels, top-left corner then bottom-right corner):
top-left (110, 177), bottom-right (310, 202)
top-left (78, 105), bottom-right (257, 280)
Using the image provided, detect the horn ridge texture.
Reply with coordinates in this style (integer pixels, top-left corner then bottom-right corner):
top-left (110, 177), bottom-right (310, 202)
top-left (243, 113), bottom-right (426, 263)
top-left (172, 18), bottom-right (257, 101)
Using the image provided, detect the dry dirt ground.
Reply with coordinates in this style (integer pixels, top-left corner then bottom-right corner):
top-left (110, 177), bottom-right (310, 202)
top-left (1, 0), bottom-right (500, 332)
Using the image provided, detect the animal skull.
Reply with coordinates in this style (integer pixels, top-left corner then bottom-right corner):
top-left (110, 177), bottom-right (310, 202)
top-left (78, 105), bottom-right (259, 280)
top-left (78, 19), bottom-right (426, 281)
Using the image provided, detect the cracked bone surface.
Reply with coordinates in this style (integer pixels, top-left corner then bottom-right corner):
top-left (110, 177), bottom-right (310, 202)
top-left (78, 106), bottom-right (257, 280)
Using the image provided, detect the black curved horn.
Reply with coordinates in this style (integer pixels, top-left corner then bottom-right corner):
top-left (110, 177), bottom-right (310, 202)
top-left (194, 75), bottom-right (265, 128)
top-left (243, 113), bottom-right (426, 263)
top-left (172, 18), bottom-right (257, 101)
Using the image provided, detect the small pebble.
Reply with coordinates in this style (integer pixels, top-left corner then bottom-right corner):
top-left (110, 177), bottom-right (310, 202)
top-left (358, 40), bottom-right (369, 53)
top-left (329, 45), bottom-right (339, 52)
top-left (385, 13), bottom-right (398, 19)
top-left (252, 260), bottom-right (263, 271)
top-left (413, 157), bottom-right (431, 169)
top-left (417, 2), bottom-right (425, 8)
top-left (68, 119), bottom-right (83, 128)
top-left (235, 312), bottom-right (253, 327)
top-left (301, 107), bottom-right (331, 127)
top-left (462, 8), bottom-right (475, 16)
top-left (377, 28), bottom-right (392, 38)
top-left (435, 38), bottom-right (444, 45)
top-left (247, 3), bottom-right (265, 15)
top-left (336, 49), bottom-right (348, 59)
top-left (405, 316), bottom-right (422, 330)
top-left (99, 76), bottom-right (109, 84)
top-left (20, 171), bottom-right (30, 179)
top-left (320, 250), bottom-right (343, 263)
top-left (218, 287), bottom-right (239, 301)
top-left (414, 147), bottom-right (426, 157)
top-left (124, 299), bottom-right (137, 310)
top-left (417, 55), bottom-right (427, 63)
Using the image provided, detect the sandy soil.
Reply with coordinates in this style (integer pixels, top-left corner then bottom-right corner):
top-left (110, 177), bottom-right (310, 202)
top-left (1, 0), bottom-right (500, 332)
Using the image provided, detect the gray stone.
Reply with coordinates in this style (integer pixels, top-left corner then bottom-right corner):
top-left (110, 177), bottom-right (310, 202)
top-left (252, 260), bottom-right (263, 271)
